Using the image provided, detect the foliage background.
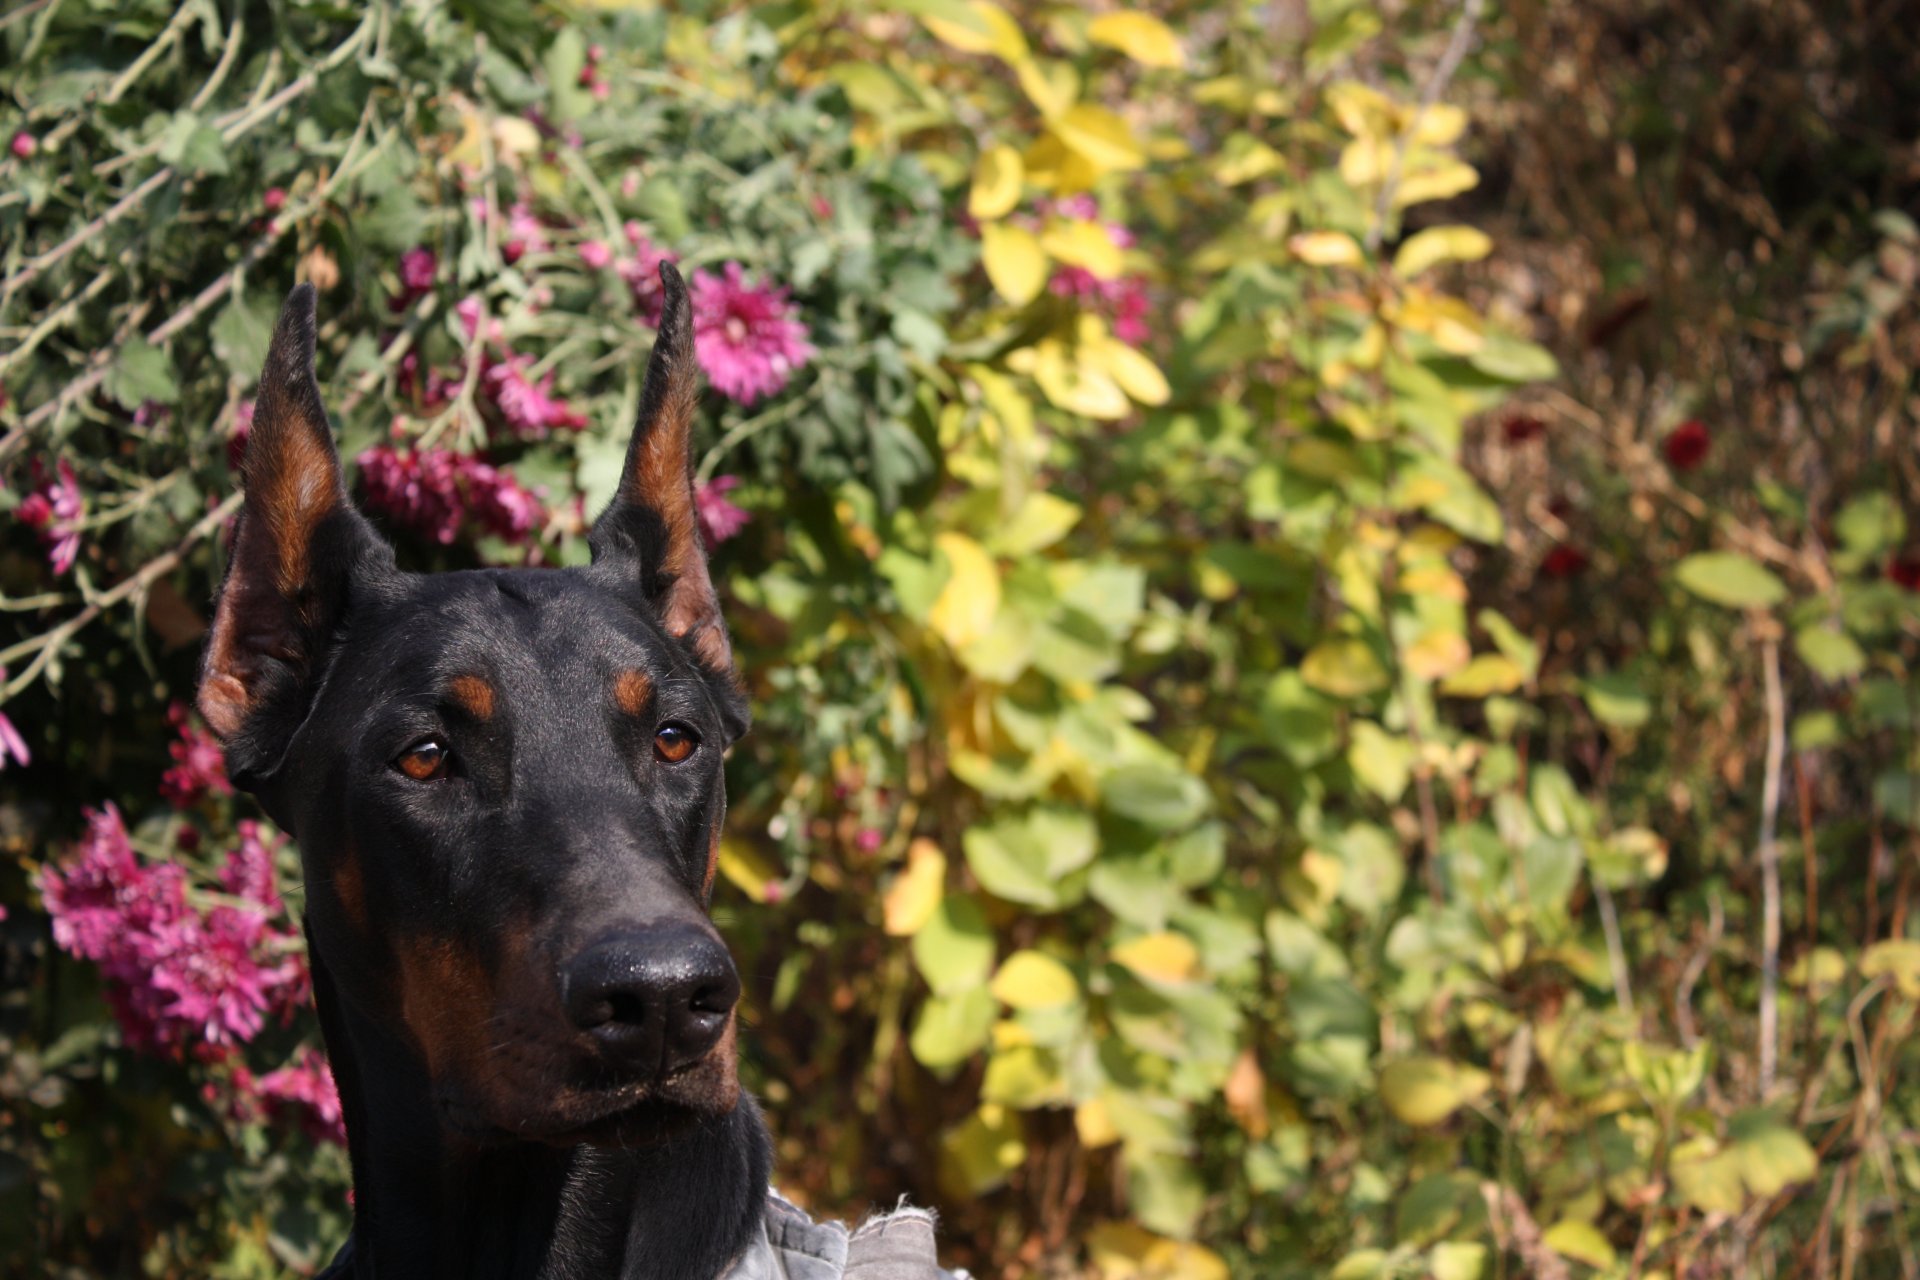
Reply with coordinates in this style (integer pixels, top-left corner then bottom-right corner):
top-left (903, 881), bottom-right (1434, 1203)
top-left (2, 1), bottom-right (1918, 1277)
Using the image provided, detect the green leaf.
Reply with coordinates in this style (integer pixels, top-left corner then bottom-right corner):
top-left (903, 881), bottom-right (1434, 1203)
top-left (1101, 762), bottom-right (1209, 830)
top-left (1301, 637), bottom-right (1390, 698)
top-left (1377, 1056), bottom-right (1490, 1126)
top-left (158, 112), bottom-right (228, 175)
top-left (1582, 672), bottom-right (1651, 729)
top-left (1347, 722), bottom-right (1413, 802)
top-left (911, 895), bottom-right (995, 995)
top-left (1542, 1221), bottom-right (1615, 1270)
top-left (211, 296), bottom-right (277, 381)
top-left (909, 988), bottom-right (995, 1069)
top-left (1438, 654), bottom-right (1524, 697)
top-left (105, 337), bottom-right (180, 407)
top-left (1794, 625), bottom-right (1866, 681)
top-left (1674, 551), bottom-right (1787, 608)
top-left (1467, 333), bottom-right (1559, 383)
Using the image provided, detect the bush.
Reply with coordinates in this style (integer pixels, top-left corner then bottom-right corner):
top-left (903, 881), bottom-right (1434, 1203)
top-left (2, 1), bottom-right (1915, 1276)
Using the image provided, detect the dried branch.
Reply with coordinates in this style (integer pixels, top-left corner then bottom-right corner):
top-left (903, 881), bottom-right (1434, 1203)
top-left (1757, 633), bottom-right (1787, 1098)
top-left (1366, 0), bottom-right (1487, 251)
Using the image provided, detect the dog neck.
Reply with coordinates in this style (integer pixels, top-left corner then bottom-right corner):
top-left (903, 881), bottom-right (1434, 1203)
top-left (311, 941), bottom-right (773, 1280)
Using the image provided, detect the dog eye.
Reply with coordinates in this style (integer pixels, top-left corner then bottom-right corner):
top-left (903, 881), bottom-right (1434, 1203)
top-left (395, 739), bottom-right (451, 781)
top-left (653, 724), bottom-right (697, 764)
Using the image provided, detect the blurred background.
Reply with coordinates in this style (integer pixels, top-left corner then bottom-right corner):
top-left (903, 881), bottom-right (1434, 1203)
top-left (2, 1), bottom-right (1917, 1276)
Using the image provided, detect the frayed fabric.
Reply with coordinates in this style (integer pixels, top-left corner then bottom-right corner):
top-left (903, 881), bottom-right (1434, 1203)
top-left (721, 1190), bottom-right (970, 1280)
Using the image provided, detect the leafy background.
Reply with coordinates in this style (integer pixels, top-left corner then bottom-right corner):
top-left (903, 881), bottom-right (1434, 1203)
top-left (2, 1), bottom-right (1918, 1277)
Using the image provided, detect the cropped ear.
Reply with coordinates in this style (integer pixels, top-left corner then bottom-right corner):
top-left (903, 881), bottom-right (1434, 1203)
top-left (199, 285), bottom-right (392, 772)
top-left (589, 263), bottom-right (741, 697)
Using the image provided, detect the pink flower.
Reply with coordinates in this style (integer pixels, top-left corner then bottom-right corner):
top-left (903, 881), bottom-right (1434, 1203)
top-left (159, 702), bottom-right (230, 809)
top-left (357, 446), bottom-right (466, 545)
top-left (579, 239), bottom-right (613, 270)
top-left (220, 821), bottom-right (284, 916)
top-left (0, 679), bottom-right (27, 770)
top-left (485, 357), bottom-right (588, 438)
top-left (502, 202), bottom-right (551, 264)
top-left (18, 459), bottom-right (84, 574)
top-left (398, 246), bottom-right (438, 296)
top-left (617, 228), bottom-right (677, 326)
top-left (10, 132), bottom-right (34, 159)
top-left (689, 263), bottom-right (814, 406)
top-left (255, 1048), bottom-right (347, 1147)
top-left (146, 906), bottom-right (299, 1050)
top-left (39, 806), bottom-right (185, 963)
top-left (263, 188), bottom-right (287, 213)
top-left (42, 805), bottom-right (306, 1058)
top-left (357, 445), bottom-right (548, 547)
top-left (695, 476), bottom-right (750, 546)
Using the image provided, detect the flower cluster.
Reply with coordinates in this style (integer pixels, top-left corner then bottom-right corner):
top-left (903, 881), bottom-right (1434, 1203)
top-left (356, 444), bottom-right (548, 547)
top-left (1037, 196), bottom-right (1150, 345)
top-left (39, 808), bottom-right (306, 1057)
top-left (241, 1048), bottom-right (347, 1147)
top-left (160, 702), bottom-right (231, 808)
top-left (695, 475), bottom-right (750, 546)
top-left (16, 458), bottom-right (85, 575)
top-left (690, 263), bottom-right (816, 405)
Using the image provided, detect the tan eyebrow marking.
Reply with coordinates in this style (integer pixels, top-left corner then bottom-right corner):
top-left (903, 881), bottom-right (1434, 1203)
top-left (449, 674), bottom-right (495, 720)
top-left (613, 669), bottom-right (654, 717)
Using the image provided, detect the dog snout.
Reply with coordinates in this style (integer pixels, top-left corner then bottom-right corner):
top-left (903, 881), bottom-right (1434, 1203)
top-left (561, 923), bottom-right (739, 1076)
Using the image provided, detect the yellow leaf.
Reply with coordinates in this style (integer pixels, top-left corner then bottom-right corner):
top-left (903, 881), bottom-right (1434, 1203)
top-left (1325, 81), bottom-right (1395, 139)
top-left (1403, 629), bottom-right (1471, 680)
top-left (1393, 289), bottom-right (1484, 354)
top-left (1300, 637), bottom-right (1390, 698)
top-left (1438, 653), bottom-right (1526, 697)
top-left (1288, 231), bottom-right (1365, 267)
top-left (980, 222), bottom-right (1048, 306)
top-left (1075, 1096), bottom-right (1121, 1148)
top-left (1015, 57), bottom-right (1079, 120)
top-left (1111, 932), bottom-right (1200, 984)
top-left (1088, 1221), bottom-right (1230, 1280)
top-left (927, 532), bottom-right (1000, 649)
top-left (1411, 102), bottom-right (1468, 147)
top-left (1377, 1056), bottom-right (1490, 1126)
top-left (1098, 341), bottom-right (1171, 406)
top-left (716, 838), bottom-right (780, 903)
top-left (1394, 158), bottom-right (1480, 208)
top-left (1392, 225), bottom-right (1494, 277)
top-left (1023, 340), bottom-right (1130, 419)
top-left (491, 116), bottom-right (541, 158)
top-left (1398, 563), bottom-right (1468, 600)
top-left (1086, 12), bottom-right (1185, 68)
top-left (1041, 218), bottom-right (1123, 279)
top-left (921, 1), bottom-right (1027, 60)
top-left (990, 950), bottom-right (1080, 1009)
top-left (882, 839), bottom-right (946, 936)
top-left (1052, 104), bottom-right (1145, 174)
top-left (967, 145), bottom-right (1025, 220)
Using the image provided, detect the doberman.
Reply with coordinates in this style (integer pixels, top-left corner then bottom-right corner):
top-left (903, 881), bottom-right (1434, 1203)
top-left (198, 267), bottom-right (954, 1279)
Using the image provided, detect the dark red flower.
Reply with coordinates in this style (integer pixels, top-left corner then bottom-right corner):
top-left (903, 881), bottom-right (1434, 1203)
top-left (1503, 415), bottom-right (1546, 444)
top-left (1889, 554), bottom-right (1920, 593)
top-left (1541, 544), bottom-right (1590, 578)
top-left (1663, 419), bottom-right (1711, 471)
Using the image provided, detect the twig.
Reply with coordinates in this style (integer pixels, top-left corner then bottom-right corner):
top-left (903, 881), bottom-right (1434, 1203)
top-left (1366, 0), bottom-right (1486, 251)
top-left (102, 1), bottom-right (196, 106)
top-left (0, 491), bottom-right (243, 700)
top-left (1676, 889), bottom-right (1724, 1048)
top-left (1594, 879), bottom-right (1634, 1016)
top-left (1756, 634), bottom-right (1786, 1098)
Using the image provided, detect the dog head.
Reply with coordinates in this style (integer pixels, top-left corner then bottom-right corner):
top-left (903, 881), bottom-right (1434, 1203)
top-left (199, 265), bottom-right (750, 1146)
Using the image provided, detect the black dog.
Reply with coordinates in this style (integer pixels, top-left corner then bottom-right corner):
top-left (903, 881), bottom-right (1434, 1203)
top-left (199, 267), bottom-right (951, 1279)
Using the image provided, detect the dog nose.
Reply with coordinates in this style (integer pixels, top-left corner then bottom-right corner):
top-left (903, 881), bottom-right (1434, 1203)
top-left (562, 924), bottom-right (740, 1075)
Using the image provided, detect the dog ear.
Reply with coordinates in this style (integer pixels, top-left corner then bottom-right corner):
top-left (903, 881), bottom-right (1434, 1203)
top-left (199, 285), bottom-right (392, 760)
top-left (589, 263), bottom-right (739, 691)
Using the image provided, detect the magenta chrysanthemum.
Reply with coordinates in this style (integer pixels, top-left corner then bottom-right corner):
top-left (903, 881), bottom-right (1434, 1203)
top-left (486, 357), bottom-right (588, 438)
top-left (617, 226), bottom-right (677, 327)
top-left (695, 476), bottom-right (750, 546)
top-left (357, 445), bottom-right (547, 547)
top-left (17, 458), bottom-right (84, 575)
top-left (689, 263), bottom-right (814, 406)
top-left (254, 1048), bottom-right (347, 1147)
top-left (160, 702), bottom-right (230, 809)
